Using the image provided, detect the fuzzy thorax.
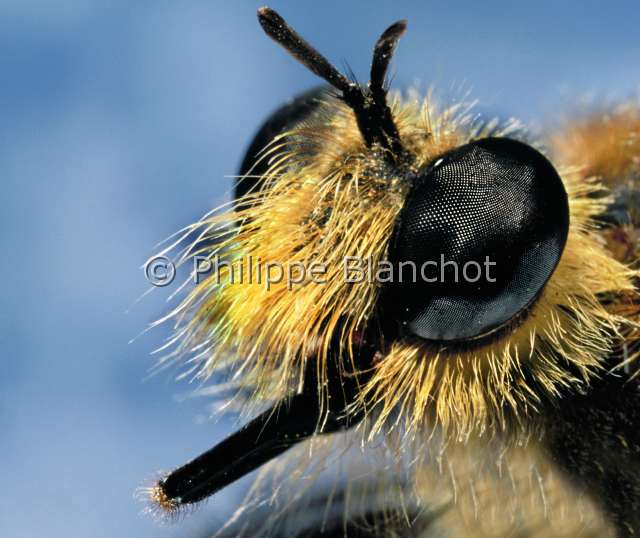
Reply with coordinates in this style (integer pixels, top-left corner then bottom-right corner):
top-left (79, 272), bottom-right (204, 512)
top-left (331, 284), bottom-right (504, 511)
top-left (551, 101), bottom-right (640, 188)
top-left (163, 93), bottom-right (637, 441)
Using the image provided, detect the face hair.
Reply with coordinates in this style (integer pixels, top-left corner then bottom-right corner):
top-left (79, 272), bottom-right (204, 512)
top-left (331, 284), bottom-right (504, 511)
top-left (257, 7), bottom-right (406, 158)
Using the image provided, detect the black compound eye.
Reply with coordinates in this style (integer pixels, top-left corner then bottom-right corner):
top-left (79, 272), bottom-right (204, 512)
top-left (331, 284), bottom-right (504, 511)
top-left (386, 137), bottom-right (569, 342)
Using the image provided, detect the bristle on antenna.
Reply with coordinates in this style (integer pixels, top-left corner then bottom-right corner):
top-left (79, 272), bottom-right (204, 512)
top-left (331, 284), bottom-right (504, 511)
top-left (257, 6), bottom-right (407, 159)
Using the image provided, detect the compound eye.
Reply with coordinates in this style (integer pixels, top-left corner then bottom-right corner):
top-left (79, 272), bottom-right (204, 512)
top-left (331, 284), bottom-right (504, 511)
top-left (387, 137), bottom-right (569, 342)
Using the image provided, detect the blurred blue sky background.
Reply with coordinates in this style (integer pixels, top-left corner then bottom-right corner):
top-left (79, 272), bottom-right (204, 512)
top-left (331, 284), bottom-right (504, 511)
top-left (1, 1), bottom-right (638, 537)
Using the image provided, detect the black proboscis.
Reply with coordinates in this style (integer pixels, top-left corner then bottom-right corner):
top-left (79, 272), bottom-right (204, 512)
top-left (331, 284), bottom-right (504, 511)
top-left (159, 346), bottom-right (374, 507)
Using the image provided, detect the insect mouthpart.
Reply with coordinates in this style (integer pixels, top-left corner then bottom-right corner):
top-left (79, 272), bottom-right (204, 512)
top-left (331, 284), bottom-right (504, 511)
top-left (147, 352), bottom-right (373, 515)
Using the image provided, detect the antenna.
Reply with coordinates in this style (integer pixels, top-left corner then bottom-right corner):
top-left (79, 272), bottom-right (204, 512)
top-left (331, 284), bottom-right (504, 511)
top-left (257, 7), bottom-right (407, 158)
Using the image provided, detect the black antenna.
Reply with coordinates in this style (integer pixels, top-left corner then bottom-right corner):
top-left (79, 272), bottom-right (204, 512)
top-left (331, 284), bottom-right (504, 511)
top-left (370, 21), bottom-right (407, 97)
top-left (257, 7), bottom-right (407, 158)
top-left (369, 20), bottom-right (407, 156)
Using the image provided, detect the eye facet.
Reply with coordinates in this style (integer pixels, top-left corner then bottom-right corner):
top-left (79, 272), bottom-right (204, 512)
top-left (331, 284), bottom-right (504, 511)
top-left (386, 137), bottom-right (569, 342)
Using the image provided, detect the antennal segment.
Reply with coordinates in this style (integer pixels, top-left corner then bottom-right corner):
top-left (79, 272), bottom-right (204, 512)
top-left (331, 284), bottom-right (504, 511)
top-left (370, 20), bottom-right (407, 97)
top-left (257, 7), bottom-right (354, 95)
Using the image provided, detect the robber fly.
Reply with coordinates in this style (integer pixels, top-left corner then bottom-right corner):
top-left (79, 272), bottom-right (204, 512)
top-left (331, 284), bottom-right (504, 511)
top-left (142, 7), bottom-right (640, 537)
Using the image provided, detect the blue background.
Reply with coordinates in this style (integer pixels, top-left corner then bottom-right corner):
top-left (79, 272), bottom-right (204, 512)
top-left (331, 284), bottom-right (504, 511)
top-left (1, 1), bottom-right (638, 536)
